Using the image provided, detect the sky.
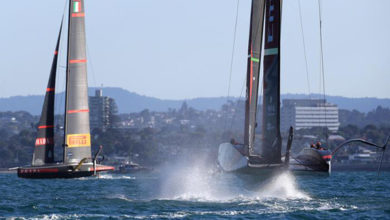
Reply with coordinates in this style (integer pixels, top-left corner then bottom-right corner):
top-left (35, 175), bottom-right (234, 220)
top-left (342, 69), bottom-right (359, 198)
top-left (0, 0), bottom-right (389, 100)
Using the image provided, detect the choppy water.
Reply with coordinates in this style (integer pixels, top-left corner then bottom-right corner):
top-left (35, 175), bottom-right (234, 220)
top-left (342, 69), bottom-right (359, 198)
top-left (1, 165), bottom-right (390, 219)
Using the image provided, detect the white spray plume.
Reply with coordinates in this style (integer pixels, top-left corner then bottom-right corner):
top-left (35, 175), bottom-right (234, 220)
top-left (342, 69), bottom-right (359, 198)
top-left (255, 171), bottom-right (310, 200)
top-left (156, 153), bottom-right (309, 202)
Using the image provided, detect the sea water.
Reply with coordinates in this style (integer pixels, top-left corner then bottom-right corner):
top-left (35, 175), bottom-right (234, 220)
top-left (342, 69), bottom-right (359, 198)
top-left (1, 166), bottom-right (390, 219)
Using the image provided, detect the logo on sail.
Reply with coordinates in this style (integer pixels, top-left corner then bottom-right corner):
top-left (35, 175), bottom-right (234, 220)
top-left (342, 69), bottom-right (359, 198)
top-left (73, 0), bottom-right (82, 13)
top-left (35, 138), bottom-right (54, 146)
top-left (67, 133), bottom-right (90, 147)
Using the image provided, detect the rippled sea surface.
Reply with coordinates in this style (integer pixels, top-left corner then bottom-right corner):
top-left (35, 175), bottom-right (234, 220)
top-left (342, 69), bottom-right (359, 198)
top-left (1, 167), bottom-right (390, 219)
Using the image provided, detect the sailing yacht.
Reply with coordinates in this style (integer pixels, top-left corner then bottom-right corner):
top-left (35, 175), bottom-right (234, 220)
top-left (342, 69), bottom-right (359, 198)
top-left (218, 0), bottom-right (390, 175)
top-left (218, 0), bottom-right (334, 175)
top-left (217, 0), bottom-right (284, 174)
top-left (18, 0), bottom-right (114, 178)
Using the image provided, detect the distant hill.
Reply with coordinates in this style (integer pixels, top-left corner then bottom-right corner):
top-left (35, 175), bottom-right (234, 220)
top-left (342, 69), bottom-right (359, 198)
top-left (0, 87), bottom-right (389, 115)
top-left (92, 87), bottom-right (230, 113)
top-left (0, 88), bottom-right (231, 115)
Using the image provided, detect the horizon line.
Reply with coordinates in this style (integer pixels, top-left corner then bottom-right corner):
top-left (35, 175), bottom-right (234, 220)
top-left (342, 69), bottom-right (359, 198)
top-left (1, 87), bottom-right (390, 100)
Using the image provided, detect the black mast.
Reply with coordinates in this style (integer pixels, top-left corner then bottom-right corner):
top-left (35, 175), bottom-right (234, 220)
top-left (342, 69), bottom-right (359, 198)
top-left (261, 0), bottom-right (282, 163)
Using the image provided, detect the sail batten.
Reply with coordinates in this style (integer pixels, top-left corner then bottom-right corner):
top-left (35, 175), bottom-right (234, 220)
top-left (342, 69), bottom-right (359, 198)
top-left (244, 0), bottom-right (266, 156)
top-left (32, 20), bottom-right (63, 166)
top-left (64, 0), bottom-right (91, 164)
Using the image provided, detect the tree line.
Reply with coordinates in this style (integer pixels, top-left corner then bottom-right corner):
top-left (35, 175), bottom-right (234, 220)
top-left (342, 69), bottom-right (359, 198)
top-left (0, 105), bottom-right (389, 168)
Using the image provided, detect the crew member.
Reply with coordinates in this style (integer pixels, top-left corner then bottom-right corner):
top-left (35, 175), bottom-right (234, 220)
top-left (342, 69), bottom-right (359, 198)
top-left (316, 141), bottom-right (324, 150)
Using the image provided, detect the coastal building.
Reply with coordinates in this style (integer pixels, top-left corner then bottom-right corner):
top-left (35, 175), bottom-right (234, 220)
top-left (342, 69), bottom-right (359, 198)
top-left (89, 89), bottom-right (118, 131)
top-left (281, 99), bottom-right (340, 132)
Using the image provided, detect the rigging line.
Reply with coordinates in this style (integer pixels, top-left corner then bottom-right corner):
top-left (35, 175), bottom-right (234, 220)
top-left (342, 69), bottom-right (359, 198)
top-left (297, 0), bottom-right (311, 97)
top-left (226, 0), bottom-right (240, 100)
top-left (318, 0), bottom-right (329, 144)
top-left (83, 0), bottom-right (97, 90)
top-left (229, 74), bottom-right (247, 132)
top-left (86, 43), bottom-right (98, 89)
top-left (223, 0), bottom-right (240, 133)
top-left (55, 3), bottom-right (68, 128)
top-left (297, 0), bottom-right (316, 141)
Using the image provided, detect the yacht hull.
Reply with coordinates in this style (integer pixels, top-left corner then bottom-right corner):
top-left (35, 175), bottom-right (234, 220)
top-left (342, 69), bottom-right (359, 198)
top-left (288, 148), bottom-right (331, 173)
top-left (17, 163), bottom-right (114, 179)
top-left (217, 143), bottom-right (284, 176)
top-left (218, 143), bottom-right (332, 176)
top-left (217, 143), bottom-right (248, 172)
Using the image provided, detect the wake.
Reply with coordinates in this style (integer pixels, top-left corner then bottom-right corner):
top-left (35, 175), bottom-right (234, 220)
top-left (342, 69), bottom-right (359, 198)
top-left (157, 158), bottom-right (310, 202)
top-left (98, 174), bottom-right (135, 180)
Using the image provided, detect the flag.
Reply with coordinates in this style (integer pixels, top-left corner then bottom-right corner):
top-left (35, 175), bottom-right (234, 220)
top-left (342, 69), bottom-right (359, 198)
top-left (73, 1), bottom-right (81, 13)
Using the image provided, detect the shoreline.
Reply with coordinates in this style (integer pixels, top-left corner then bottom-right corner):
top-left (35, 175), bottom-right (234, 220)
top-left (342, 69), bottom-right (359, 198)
top-left (1, 165), bottom-right (390, 174)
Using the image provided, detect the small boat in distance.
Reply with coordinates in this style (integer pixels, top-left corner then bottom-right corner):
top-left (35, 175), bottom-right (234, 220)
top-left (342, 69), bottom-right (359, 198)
top-left (117, 161), bottom-right (152, 173)
top-left (18, 0), bottom-right (114, 178)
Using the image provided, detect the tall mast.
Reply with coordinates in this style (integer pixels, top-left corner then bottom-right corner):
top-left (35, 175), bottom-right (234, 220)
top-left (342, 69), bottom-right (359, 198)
top-left (63, 0), bottom-right (92, 164)
top-left (244, 0), bottom-right (266, 156)
top-left (261, 0), bottom-right (282, 163)
top-left (32, 20), bottom-right (63, 166)
top-left (63, 0), bottom-right (71, 162)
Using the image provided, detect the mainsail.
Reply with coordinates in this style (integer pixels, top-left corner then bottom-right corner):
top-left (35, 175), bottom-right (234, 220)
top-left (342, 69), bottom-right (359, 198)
top-left (261, 0), bottom-right (282, 163)
top-left (64, 0), bottom-right (92, 164)
top-left (244, 0), bottom-right (265, 156)
top-left (32, 21), bottom-right (63, 166)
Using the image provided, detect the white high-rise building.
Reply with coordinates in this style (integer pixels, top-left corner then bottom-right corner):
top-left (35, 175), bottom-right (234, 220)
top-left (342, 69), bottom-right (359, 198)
top-left (281, 99), bottom-right (340, 132)
top-left (89, 89), bottom-right (118, 131)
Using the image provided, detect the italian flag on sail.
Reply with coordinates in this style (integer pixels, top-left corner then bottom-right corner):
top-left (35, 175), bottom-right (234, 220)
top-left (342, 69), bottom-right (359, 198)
top-left (73, 1), bottom-right (82, 13)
